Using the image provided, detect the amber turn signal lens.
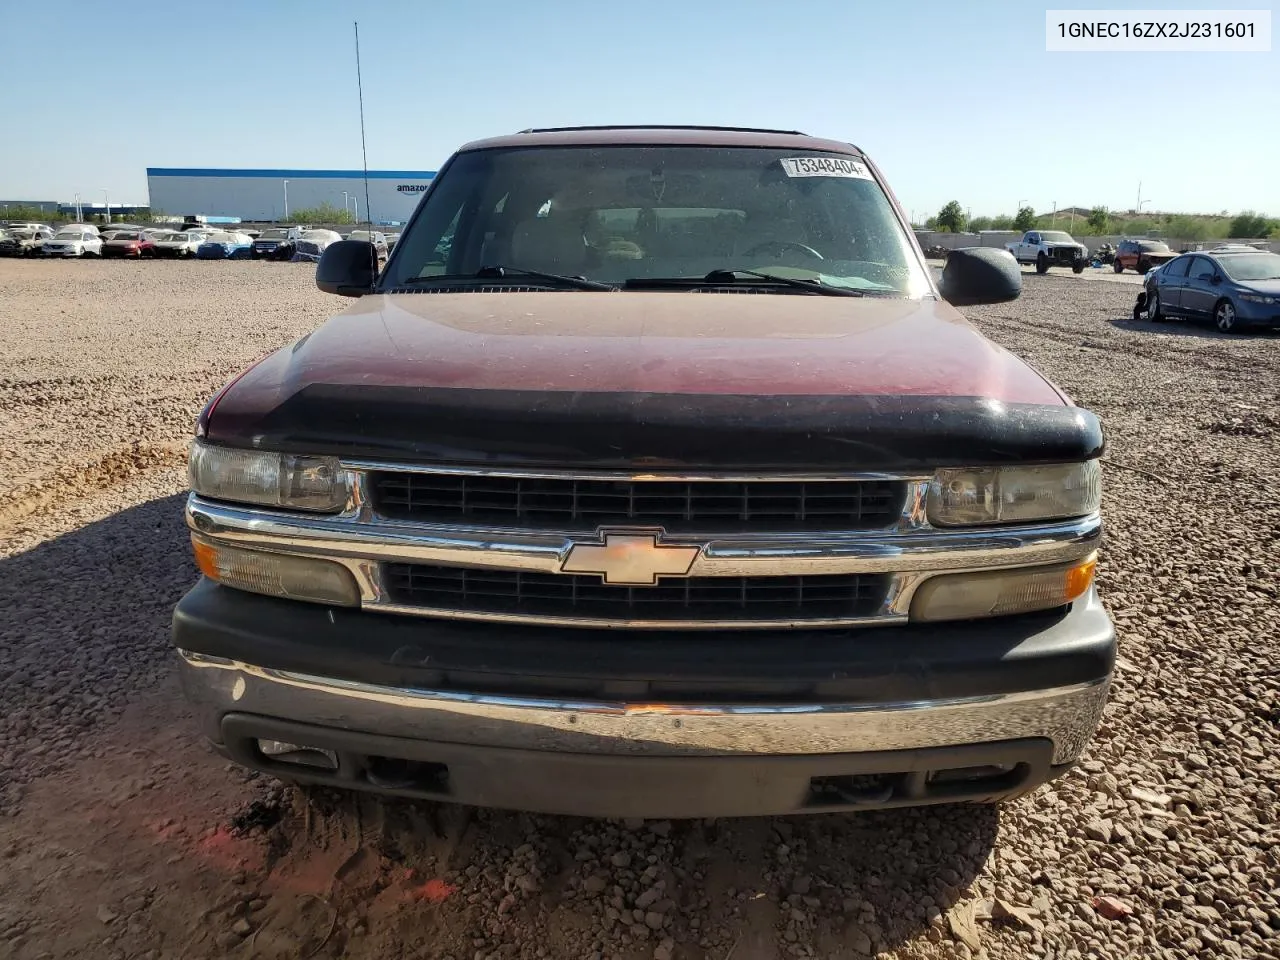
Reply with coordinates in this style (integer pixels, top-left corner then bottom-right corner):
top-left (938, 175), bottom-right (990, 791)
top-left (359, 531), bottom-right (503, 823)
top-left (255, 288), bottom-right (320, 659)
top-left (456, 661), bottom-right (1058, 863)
top-left (190, 535), bottom-right (360, 606)
top-left (910, 554), bottom-right (1098, 623)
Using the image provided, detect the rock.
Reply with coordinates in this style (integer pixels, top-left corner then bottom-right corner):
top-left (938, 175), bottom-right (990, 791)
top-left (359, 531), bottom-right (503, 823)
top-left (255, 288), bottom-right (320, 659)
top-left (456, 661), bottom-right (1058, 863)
top-left (792, 875), bottom-right (812, 896)
top-left (653, 944), bottom-right (673, 960)
top-left (644, 911), bottom-right (665, 930)
top-left (623, 819), bottom-right (645, 831)
top-left (230, 918), bottom-right (252, 937)
top-left (849, 930), bottom-right (873, 955)
top-left (96, 906), bottom-right (118, 925)
top-left (1092, 895), bottom-right (1134, 920)
top-left (583, 875), bottom-right (608, 895)
top-left (948, 901), bottom-right (982, 951)
top-left (1084, 820), bottom-right (1114, 843)
top-left (635, 887), bottom-right (660, 909)
top-left (1128, 786), bottom-right (1173, 808)
top-left (610, 852), bottom-right (632, 869)
top-left (648, 821), bottom-right (672, 838)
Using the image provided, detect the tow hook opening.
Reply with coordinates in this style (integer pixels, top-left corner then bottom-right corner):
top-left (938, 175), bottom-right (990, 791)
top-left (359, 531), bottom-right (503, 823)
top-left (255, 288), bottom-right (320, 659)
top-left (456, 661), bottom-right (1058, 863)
top-left (255, 739), bottom-right (339, 771)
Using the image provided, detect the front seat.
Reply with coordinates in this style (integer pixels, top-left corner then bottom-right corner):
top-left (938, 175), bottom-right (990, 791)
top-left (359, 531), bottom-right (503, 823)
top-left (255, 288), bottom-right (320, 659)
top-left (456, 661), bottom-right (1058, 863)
top-left (509, 216), bottom-right (590, 275)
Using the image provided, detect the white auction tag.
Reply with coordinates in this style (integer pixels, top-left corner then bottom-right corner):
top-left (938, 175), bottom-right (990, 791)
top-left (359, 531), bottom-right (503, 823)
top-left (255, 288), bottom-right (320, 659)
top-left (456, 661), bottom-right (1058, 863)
top-left (778, 157), bottom-right (873, 180)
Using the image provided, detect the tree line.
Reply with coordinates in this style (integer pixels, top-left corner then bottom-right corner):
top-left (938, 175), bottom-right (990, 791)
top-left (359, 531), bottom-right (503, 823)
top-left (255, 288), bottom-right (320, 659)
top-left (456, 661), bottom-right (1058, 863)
top-left (923, 201), bottom-right (1275, 240)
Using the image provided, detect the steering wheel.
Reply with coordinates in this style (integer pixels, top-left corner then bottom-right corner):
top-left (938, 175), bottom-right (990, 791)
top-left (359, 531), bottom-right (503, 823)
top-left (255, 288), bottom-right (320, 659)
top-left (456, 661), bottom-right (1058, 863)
top-left (743, 240), bottom-right (824, 261)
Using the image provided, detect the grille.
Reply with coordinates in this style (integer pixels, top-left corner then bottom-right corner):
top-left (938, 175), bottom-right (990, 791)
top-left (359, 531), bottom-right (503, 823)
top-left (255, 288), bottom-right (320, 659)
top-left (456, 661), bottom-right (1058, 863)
top-left (383, 564), bottom-right (887, 623)
top-left (370, 474), bottom-right (906, 531)
top-left (1051, 247), bottom-right (1077, 262)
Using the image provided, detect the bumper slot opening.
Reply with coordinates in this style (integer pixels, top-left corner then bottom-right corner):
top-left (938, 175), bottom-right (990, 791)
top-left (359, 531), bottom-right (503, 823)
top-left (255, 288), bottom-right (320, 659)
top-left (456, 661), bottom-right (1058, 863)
top-left (363, 756), bottom-right (451, 793)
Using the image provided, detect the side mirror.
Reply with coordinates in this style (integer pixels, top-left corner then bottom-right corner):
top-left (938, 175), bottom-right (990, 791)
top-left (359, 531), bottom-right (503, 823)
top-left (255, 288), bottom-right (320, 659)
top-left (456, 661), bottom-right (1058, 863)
top-left (939, 247), bottom-right (1022, 307)
top-left (316, 239), bottom-right (377, 297)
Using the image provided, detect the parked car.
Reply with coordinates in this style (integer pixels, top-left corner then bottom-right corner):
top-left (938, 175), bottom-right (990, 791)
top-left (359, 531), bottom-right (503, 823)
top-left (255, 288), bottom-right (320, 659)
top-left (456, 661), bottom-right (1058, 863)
top-left (250, 227), bottom-right (307, 259)
top-left (1135, 247), bottom-right (1280, 333)
top-left (346, 229), bottom-right (390, 258)
top-left (195, 232), bottom-right (253, 260)
top-left (1006, 230), bottom-right (1089, 274)
top-left (0, 224), bottom-right (55, 256)
top-left (385, 231), bottom-right (401, 252)
top-left (290, 228), bottom-right (343, 262)
top-left (99, 223), bottom-right (143, 235)
top-left (174, 124), bottom-right (1112, 820)
top-left (153, 231), bottom-right (210, 258)
top-left (1113, 239), bottom-right (1177, 274)
top-left (101, 229), bottom-right (170, 258)
top-left (41, 226), bottom-right (103, 257)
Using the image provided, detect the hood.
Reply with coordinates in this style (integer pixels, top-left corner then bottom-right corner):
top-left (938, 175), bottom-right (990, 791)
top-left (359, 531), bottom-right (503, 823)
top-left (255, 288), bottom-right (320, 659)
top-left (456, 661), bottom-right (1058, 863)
top-left (205, 292), bottom-right (1101, 471)
top-left (1237, 278), bottom-right (1280, 295)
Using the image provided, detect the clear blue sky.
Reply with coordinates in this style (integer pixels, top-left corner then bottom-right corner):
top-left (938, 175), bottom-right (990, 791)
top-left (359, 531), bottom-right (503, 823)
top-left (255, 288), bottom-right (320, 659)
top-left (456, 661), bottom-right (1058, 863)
top-left (2, 0), bottom-right (1275, 218)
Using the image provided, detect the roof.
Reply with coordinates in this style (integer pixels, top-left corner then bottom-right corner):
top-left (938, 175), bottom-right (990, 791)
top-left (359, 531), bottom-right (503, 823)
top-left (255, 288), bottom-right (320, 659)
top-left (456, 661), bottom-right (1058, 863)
top-left (457, 125), bottom-right (864, 155)
top-left (146, 168), bottom-right (437, 180)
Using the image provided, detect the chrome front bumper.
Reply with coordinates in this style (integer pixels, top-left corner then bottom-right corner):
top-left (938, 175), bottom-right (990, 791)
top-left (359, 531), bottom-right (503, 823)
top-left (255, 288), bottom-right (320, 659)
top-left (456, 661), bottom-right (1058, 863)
top-left (178, 650), bottom-right (1108, 766)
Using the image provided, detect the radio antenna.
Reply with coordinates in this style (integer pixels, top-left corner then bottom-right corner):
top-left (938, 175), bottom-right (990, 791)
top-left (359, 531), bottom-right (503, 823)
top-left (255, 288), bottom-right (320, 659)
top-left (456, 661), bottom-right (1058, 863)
top-left (354, 21), bottom-right (371, 230)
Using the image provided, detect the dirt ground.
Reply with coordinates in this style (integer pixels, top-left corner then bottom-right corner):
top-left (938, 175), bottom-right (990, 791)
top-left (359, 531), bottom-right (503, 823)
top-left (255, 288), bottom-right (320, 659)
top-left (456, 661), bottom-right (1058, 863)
top-left (1, 259), bottom-right (1277, 960)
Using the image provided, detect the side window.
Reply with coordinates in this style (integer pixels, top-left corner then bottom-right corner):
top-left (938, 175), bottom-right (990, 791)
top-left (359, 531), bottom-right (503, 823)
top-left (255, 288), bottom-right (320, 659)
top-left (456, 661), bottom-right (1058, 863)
top-left (1166, 256), bottom-right (1191, 278)
top-left (1189, 257), bottom-right (1216, 281)
top-left (1028, 233), bottom-right (1039, 244)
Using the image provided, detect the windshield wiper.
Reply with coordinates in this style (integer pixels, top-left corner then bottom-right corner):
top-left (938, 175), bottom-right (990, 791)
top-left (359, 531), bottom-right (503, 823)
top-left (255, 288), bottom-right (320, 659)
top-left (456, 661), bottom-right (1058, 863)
top-left (398, 265), bottom-right (616, 291)
top-left (626, 269), bottom-right (866, 297)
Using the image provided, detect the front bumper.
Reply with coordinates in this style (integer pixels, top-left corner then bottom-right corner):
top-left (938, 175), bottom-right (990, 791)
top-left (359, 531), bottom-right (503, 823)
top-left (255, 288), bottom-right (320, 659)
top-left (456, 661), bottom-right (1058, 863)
top-left (173, 581), bottom-right (1114, 817)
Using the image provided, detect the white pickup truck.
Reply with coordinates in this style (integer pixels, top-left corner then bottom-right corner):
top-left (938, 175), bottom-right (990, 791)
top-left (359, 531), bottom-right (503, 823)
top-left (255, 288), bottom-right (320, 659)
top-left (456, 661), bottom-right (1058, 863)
top-left (1006, 230), bottom-right (1089, 274)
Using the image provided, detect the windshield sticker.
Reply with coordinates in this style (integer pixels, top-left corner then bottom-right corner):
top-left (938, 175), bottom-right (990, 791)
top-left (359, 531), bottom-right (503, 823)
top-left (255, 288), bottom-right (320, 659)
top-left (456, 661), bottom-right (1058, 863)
top-left (779, 157), bottom-right (872, 180)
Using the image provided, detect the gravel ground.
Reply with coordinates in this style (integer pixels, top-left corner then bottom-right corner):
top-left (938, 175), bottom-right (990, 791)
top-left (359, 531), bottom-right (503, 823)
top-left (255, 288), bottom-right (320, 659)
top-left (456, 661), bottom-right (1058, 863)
top-left (0, 260), bottom-right (1277, 960)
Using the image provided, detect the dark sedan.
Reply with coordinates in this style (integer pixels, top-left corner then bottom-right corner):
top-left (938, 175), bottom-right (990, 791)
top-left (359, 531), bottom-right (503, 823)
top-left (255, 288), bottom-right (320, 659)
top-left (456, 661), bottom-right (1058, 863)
top-left (1136, 248), bottom-right (1280, 333)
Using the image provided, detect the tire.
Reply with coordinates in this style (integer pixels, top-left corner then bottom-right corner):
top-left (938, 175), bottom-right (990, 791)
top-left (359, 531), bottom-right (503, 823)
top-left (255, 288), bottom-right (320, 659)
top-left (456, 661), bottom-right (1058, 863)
top-left (1072, 260), bottom-right (1085, 274)
top-left (1035, 252), bottom-right (1049, 274)
top-left (1113, 261), bottom-right (1124, 273)
top-left (1137, 260), bottom-right (1151, 275)
top-left (1146, 289), bottom-right (1165, 322)
top-left (1214, 299), bottom-right (1239, 333)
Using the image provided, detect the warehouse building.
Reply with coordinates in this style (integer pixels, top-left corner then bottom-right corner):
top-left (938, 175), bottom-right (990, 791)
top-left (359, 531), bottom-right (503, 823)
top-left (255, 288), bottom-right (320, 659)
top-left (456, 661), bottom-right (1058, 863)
top-left (145, 168), bottom-right (437, 224)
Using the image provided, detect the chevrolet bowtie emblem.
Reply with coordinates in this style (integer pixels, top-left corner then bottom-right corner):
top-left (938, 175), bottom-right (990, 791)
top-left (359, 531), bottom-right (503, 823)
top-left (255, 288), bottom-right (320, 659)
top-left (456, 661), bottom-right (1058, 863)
top-left (560, 532), bottom-right (700, 586)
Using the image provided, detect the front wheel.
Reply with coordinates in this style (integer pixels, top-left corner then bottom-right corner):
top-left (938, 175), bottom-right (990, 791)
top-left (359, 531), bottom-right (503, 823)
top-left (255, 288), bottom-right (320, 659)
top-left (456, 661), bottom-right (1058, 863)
top-left (1035, 253), bottom-right (1049, 274)
top-left (1072, 259), bottom-right (1085, 274)
top-left (1146, 289), bottom-right (1165, 322)
top-left (1113, 261), bottom-right (1124, 273)
top-left (1137, 260), bottom-right (1151, 275)
top-left (1214, 299), bottom-right (1239, 333)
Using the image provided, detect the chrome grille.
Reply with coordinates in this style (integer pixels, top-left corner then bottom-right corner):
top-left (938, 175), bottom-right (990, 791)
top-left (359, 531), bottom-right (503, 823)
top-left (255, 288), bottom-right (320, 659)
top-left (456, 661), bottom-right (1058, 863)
top-left (370, 473), bottom-right (906, 531)
top-left (383, 563), bottom-right (888, 623)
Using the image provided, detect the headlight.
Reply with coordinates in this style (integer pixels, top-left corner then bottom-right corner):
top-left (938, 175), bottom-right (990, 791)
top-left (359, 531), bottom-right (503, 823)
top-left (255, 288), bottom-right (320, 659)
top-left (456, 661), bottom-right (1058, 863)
top-left (910, 555), bottom-right (1096, 622)
top-left (191, 535), bottom-right (360, 605)
top-left (928, 461), bottom-right (1101, 527)
top-left (1240, 294), bottom-right (1276, 304)
top-left (188, 440), bottom-right (350, 512)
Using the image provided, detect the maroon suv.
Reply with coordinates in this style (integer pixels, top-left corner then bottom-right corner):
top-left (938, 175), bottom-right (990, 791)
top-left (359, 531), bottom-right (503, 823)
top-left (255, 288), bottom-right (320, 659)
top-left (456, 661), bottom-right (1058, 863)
top-left (173, 126), bottom-right (1113, 819)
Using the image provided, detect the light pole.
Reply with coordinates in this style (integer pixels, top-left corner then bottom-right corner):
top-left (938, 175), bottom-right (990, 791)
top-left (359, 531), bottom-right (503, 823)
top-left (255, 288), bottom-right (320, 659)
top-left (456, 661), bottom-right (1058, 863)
top-left (350, 196), bottom-right (358, 223)
top-left (102, 189), bottom-right (111, 224)
top-left (1051, 200), bottom-right (1058, 225)
top-left (282, 180), bottom-right (289, 221)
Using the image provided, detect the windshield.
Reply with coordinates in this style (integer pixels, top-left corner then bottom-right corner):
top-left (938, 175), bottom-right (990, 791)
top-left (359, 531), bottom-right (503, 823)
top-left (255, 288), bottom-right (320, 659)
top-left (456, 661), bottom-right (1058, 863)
top-left (383, 145), bottom-right (929, 296)
top-left (261, 229), bottom-right (288, 239)
top-left (1040, 231), bottom-right (1074, 243)
top-left (302, 230), bottom-right (334, 241)
top-left (205, 233), bottom-right (236, 243)
top-left (1219, 253), bottom-right (1280, 282)
top-left (53, 230), bottom-right (84, 240)
top-left (1137, 241), bottom-right (1170, 252)
top-left (348, 231), bottom-right (372, 240)
top-left (113, 232), bottom-right (140, 241)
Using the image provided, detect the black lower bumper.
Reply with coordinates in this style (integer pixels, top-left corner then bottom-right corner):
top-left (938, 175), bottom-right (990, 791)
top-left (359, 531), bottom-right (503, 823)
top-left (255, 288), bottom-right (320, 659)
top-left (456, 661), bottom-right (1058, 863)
top-left (172, 582), bottom-right (1114, 817)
